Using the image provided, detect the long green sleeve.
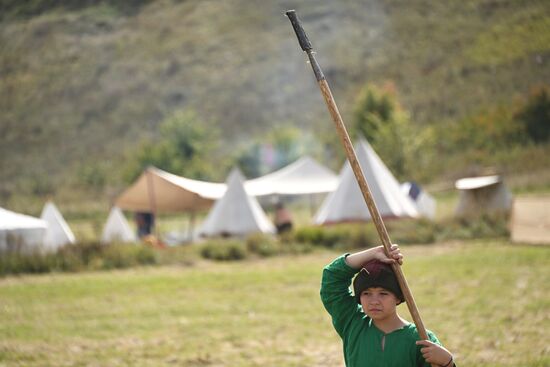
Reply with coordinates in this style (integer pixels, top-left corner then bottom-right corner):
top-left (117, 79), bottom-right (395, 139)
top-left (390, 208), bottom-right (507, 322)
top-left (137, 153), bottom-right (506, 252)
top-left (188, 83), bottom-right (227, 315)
top-left (320, 255), bottom-right (444, 367)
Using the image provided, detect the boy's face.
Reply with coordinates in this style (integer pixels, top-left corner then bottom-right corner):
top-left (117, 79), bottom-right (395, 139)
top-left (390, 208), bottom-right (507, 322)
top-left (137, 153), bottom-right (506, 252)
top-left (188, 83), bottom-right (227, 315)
top-left (359, 287), bottom-right (400, 321)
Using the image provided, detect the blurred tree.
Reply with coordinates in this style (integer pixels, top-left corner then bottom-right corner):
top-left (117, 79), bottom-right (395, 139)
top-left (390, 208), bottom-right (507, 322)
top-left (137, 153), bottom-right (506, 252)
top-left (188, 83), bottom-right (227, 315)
top-left (353, 83), bottom-right (397, 143)
top-left (235, 125), bottom-right (321, 179)
top-left (515, 86), bottom-right (550, 144)
top-left (76, 163), bottom-right (107, 191)
top-left (266, 125), bottom-right (303, 170)
top-left (445, 104), bottom-right (525, 153)
top-left (352, 83), bottom-right (429, 180)
top-left (123, 110), bottom-right (221, 183)
top-left (236, 142), bottom-right (262, 178)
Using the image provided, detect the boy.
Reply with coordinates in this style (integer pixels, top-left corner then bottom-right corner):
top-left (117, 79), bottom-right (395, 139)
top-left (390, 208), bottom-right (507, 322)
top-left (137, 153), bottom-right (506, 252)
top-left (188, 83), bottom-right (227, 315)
top-left (321, 244), bottom-right (456, 367)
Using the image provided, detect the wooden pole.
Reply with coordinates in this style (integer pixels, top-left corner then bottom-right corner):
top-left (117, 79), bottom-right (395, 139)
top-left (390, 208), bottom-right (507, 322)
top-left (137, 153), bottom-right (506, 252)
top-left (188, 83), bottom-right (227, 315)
top-left (285, 10), bottom-right (434, 361)
top-left (146, 167), bottom-right (158, 238)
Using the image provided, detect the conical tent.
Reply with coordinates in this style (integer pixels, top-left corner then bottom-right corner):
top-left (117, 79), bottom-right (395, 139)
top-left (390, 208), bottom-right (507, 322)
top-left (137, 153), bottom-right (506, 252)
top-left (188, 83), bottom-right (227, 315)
top-left (199, 168), bottom-right (275, 237)
top-left (0, 207), bottom-right (47, 253)
top-left (401, 182), bottom-right (436, 220)
top-left (40, 201), bottom-right (76, 251)
top-left (315, 138), bottom-right (418, 224)
top-left (101, 207), bottom-right (137, 244)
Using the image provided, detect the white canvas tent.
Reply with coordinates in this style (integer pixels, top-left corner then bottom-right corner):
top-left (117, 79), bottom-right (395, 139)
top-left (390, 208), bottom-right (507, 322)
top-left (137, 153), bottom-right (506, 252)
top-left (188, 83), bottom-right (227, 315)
top-left (315, 138), bottom-right (419, 224)
top-left (116, 166), bottom-right (226, 213)
top-left (101, 207), bottom-right (137, 244)
top-left (401, 182), bottom-right (437, 220)
top-left (245, 156), bottom-right (339, 196)
top-left (454, 175), bottom-right (512, 216)
top-left (0, 207), bottom-right (47, 253)
top-left (40, 201), bottom-right (76, 251)
top-left (116, 159), bottom-right (337, 214)
top-left (199, 168), bottom-right (275, 237)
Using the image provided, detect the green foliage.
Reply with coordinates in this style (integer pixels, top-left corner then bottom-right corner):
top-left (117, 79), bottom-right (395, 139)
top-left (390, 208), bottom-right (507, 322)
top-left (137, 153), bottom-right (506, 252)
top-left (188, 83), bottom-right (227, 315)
top-left (0, 251), bottom-right (54, 275)
top-left (200, 240), bottom-right (248, 261)
top-left (236, 143), bottom-right (263, 178)
top-left (514, 86), bottom-right (550, 143)
top-left (440, 104), bottom-right (525, 154)
top-left (235, 125), bottom-right (317, 178)
top-left (429, 86), bottom-right (550, 178)
top-left (465, 11), bottom-right (550, 66)
top-left (0, 0), bottom-right (152, 20)
top-left (123, 110), bottom-right (223, 182)
top-left (199, 233), bottom-right (311, 261)
top-left (294, 215), bottom-right (510, 249)
top-left (386, 219), bottom-right (438, 245)
top-left (294, 224), bottom-right (380, 250)
top-left (353, 83), bottom-right (399, 143)
top-left (23, 174), bottom-right (56, 197)
top-left (2, 0), bottom-right (550, 197)
top-left (245, 233), bottom-right (280, 257)
top-left (0, 242), bottom-right (158, 276)
top-left (75, 163), bottom-right (107, 191)
top-left (100, 243), bottom-right (157, 269)
top-left (352, 83), bottom-right (436, 180)
top-left (437, 213), bottom-right (510, 241)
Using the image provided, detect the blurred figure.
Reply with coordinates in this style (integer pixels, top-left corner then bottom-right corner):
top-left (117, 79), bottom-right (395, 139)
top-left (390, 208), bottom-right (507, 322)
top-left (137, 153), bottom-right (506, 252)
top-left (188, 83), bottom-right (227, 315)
top-left (274, 201), bottom-right (293, 234)
top-left (135, 212), bottom-right (155, 238)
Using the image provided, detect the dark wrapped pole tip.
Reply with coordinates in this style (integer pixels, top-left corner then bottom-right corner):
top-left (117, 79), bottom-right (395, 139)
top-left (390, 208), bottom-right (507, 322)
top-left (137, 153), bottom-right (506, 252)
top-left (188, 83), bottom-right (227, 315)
top-left (285, 10), bottom-right (312, 52)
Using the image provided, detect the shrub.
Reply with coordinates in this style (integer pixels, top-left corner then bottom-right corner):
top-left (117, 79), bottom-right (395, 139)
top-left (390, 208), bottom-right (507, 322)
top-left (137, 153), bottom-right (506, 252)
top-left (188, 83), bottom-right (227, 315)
top-left (294, 224), bottom-right (379, 250)
top-left (101, 244), bottom-right (157, 269)
top-left (0, 242), bottom-right (158, 276)
top-left (0, 252), bottom-right (55, 275)
top-left (246, 233), bottom-right (280, 257)
top-left (436, 213), bottom-right (509, 241)
top-left (200, 240), bottom-right (248, 261)
top-left (293, 226), bottom-right (325, 245)
top-left (345, 224), bottom-right (380, 249)
top-left (514, 86), bottom-right (550, 144)
top-left (281, 241), bottom-right (314, 254)
top-left (387, 219), bottom-right (437, 245)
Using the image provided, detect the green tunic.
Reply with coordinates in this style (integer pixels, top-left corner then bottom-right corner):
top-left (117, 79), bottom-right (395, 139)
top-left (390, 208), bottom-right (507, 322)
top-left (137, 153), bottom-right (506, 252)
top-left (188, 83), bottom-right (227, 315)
top-left (320, 255), bottom-right (441, 367)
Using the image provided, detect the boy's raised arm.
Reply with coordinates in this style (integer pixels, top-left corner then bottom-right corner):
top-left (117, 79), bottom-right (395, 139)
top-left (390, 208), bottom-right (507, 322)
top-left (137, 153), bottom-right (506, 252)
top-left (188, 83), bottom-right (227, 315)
top-left (345, 244), bottom-right (403, 269)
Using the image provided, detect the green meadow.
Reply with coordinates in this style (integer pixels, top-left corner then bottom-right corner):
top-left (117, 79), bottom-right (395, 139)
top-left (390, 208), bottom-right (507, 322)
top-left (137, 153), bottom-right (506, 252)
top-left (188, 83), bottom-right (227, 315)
top-left (1, 241), bottom-right (548, 366)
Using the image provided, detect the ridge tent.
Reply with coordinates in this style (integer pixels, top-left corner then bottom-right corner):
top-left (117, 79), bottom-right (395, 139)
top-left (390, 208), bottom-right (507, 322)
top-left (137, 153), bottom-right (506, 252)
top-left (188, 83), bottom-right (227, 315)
top-left (115, 166), bottom-right (226, 214)
top-left (101, 206), bottom-right (137, 244)
top-left (245, 156), bottom-right (338, 196)
top-left (401, 182), bottom-right (437, 220)
top-left (0, 207), bottom-right (47, 253)
top-left (199, 168), bottom-right (275, 237)
top-left (116, 159), bottom-right (337, 214)
top-left (314, 138), bottom-right (419, 224)
top-left (454, 175), bottom-right (512, 216)
top-left (40, 201), bottom-right (76, 251)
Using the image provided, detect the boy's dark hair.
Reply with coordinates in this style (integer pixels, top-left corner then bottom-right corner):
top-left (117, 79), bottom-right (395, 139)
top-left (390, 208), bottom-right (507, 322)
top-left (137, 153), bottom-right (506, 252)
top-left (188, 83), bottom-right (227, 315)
top-left (353, 260), bottom-right (405, 304)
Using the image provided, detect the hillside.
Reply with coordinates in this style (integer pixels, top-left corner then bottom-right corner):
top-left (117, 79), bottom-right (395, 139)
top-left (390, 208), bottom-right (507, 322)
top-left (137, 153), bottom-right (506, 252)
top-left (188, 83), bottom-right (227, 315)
top-left (1, 0), bottom-right (549, 201)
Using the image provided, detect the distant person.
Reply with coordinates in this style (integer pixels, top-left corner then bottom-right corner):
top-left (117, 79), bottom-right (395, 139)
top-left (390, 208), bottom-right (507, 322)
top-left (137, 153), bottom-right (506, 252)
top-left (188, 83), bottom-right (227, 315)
top-left (135, 212), bottom-right (154, 238)
top-left (274, 201), bottom-right (293, 234)
top-left (321, 244), bottom-right (456, 367)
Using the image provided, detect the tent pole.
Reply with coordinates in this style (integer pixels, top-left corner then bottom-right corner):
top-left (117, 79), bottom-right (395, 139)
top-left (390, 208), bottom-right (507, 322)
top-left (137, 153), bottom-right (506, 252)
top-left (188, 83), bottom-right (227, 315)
top-left (286, 11), bottom-right (435, 366)
top-left (146, 168), bottom-right (158, 238)
top-left (309, 193), bottom-right (315, 217)
top-left (188, 211), bottom-right (195, 242)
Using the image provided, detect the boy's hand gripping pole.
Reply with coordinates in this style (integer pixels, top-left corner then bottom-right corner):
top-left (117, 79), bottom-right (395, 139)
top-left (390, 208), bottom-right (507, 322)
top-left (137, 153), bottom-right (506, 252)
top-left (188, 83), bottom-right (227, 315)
top-left (286, 10), bottom-right (435, 363)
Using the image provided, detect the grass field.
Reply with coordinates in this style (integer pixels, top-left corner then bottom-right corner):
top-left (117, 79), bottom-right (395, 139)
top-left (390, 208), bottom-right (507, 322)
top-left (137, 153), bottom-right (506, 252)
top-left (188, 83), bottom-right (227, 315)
top-left (0, 240), bottom-right (548, 366)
